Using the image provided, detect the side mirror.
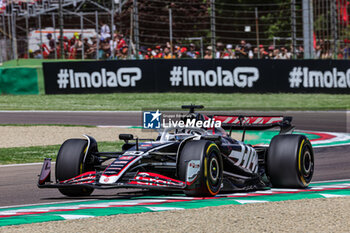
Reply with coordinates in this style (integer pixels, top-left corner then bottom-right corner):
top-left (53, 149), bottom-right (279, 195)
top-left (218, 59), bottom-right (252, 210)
top-left (119, 134), bottom-right (134, 141)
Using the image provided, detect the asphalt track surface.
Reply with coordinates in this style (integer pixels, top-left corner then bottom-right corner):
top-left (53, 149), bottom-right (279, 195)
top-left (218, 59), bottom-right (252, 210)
top-left (0, 110), bottom-right (348, 132)
top-left (0, 111), bottom-right (349, 207)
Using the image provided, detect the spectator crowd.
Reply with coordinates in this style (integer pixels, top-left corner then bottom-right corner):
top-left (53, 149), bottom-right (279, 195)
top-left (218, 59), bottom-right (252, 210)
top-left (29, 22), bottom-right (350, 60)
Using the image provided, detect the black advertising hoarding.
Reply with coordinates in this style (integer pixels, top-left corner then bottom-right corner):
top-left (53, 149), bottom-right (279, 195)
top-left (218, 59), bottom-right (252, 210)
top-left (43, 59), bottom-right (350, 94)
top-left (43, 60), bottom-right (156, 94)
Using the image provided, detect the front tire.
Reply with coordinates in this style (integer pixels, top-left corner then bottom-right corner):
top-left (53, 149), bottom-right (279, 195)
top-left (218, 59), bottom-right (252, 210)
top-left (56, 139), bottom-right (94, 196)
top-left (267, 134), bottom-right (314, 188)
top-left (178, 140), bottom-right (223, 197)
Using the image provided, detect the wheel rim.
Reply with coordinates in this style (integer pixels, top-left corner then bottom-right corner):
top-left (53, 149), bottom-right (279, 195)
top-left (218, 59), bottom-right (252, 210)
top-left (209, 157), bottom-right (219, 183)
top-left (300, 146), bottom-right (314, 184)
top-left (303, 151), bottom-right (312, 174)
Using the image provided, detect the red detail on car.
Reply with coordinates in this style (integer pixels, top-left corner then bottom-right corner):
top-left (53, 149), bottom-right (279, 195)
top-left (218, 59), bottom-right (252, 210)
top-left (140, 144), bottom-right (153, 147)
top-left (137, 172), bottom-right (184, 183)
top-left (130, 172), bottom-right (185, 187)
top-left (213, 116), bottom-right (284, 125)
top-left (189, 162), bottom-right (200, 168)
top-left (59, 171), bottom-right (96, 183)
top-left (119, 156), bottom-right (135, 160)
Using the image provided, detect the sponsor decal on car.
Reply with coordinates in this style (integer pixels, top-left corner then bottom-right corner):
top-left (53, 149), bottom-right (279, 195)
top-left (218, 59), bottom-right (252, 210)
top-left (140, 143), bottom-right (153, 147)
top-left (186, 160), bottom-right (201, 183)
top-left (99, 156), bottom-right (140, 184)
top-left (228, 145), bottom-right (258, 173)
top-left (122, 151), bottom-right (144, 156)
top-left (114, 161), bottom-right (129, 164)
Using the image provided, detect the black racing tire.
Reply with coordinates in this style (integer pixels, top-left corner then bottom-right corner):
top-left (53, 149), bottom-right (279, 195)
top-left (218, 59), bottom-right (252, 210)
top-left (267, 134), bottom-right (314, 188)
top-left (56, 139), bottom-right (94, 196)
top-left (178, 140), bottom-right (223, 197)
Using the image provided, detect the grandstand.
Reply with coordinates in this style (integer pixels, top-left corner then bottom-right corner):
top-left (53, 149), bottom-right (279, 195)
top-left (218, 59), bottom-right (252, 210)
top-left (0, 0), bottom-right (349, 61)
top-left (1, 0), bottom-right (112, 16)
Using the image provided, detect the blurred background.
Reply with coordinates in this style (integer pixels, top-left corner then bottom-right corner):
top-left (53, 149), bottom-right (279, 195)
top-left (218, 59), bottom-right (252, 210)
top-left (0, 0), bottom-right (349, 62)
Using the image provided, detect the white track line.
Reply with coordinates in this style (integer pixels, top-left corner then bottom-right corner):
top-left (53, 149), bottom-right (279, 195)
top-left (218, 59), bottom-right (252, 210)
top-left (0, 162), bottom-right (55, 167)
top-left (97, 125), bottom-right (140, 128)
top-left (0, 199), bottom-right (97, 209)
top-left (313, 144), bottom-right (350, 148)
top-left (312, 179), bottom-right (350, 183)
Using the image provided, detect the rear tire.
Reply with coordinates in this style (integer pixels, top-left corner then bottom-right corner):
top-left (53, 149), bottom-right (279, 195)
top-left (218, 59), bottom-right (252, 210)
top-left (56, 139), bottom-right (94, 196)
top-left (178, 140), bottom-right (223, 197)
top-left (267, 134), bottom-right (314, 188)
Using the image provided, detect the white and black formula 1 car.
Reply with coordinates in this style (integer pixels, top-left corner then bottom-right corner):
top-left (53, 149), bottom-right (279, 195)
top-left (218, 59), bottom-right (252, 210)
top-left (38, 105), bottom-right (314, 197)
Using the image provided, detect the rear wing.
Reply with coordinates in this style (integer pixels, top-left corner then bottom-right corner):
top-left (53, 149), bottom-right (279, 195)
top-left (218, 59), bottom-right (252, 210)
top-left (211, 115), bottom-right (294, 134)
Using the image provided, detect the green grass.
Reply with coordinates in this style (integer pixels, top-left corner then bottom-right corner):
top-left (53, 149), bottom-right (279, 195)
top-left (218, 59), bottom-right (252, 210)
top-left (0, 141), bottom-right (124, 164)
top-left (0, 93), bottom-right (348, 111)
top-left (2, 58), bottom-right (88, 68)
